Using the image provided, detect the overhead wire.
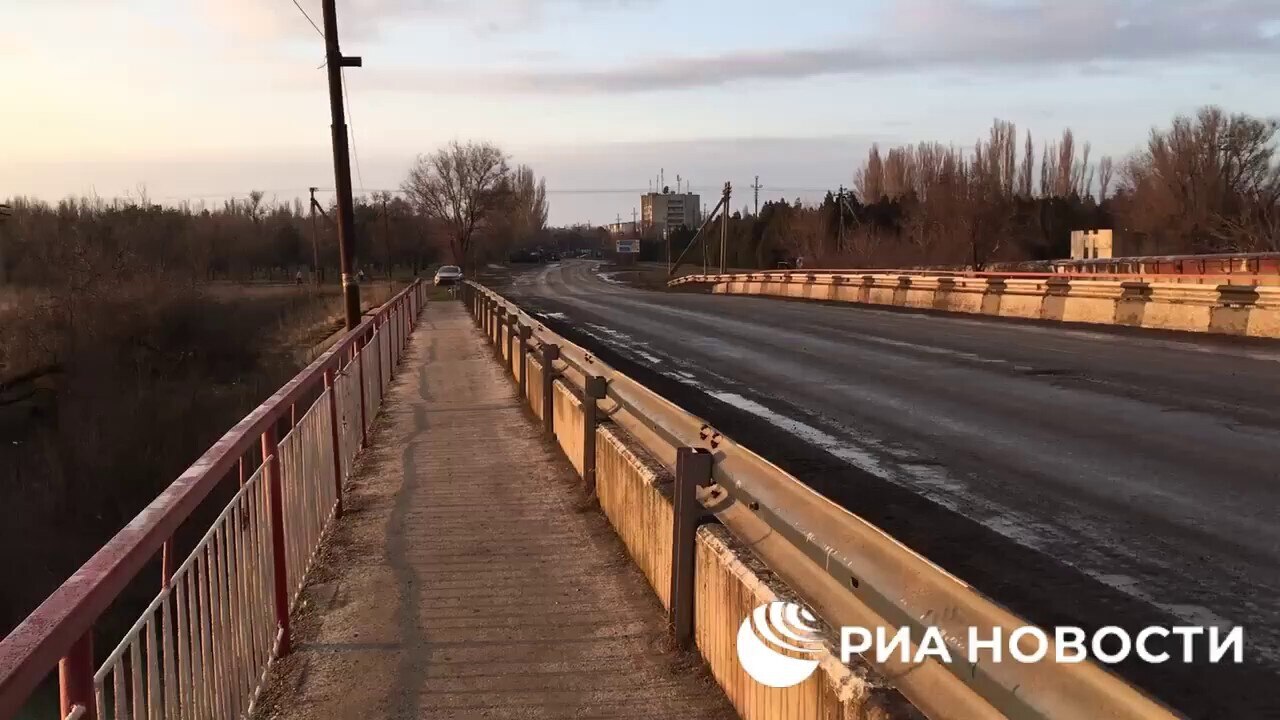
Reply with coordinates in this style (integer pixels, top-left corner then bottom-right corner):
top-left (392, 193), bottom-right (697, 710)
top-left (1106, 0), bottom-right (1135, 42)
top-left (288, 0), bottom-right (324, 38)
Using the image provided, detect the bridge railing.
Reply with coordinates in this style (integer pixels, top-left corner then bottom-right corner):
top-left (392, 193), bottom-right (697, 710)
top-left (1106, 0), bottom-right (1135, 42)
top-left (0, 280), bottom-right (427, 720)
top-left (463, 280), bottom-right (1177, 720)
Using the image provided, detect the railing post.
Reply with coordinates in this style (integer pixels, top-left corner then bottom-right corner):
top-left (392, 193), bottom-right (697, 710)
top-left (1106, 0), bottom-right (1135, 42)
top-left (356, 336), bottom-right (368, 449)
top-left (262, 424), bottom-right (292, 656)
top-left (325, 367), bottom-right (344, 518)
top-left (583, 375), bottom-right (607, 495)
top-left (541, 343), bottom-right (559, 437)
top-left (518, 325), bottom-right (532, 398)
top-left (374, 318), bottom-right (384, 400)
top-left (161, 538), bottom-right (174, 589)
top-left (506, 312), bottom-right (518, 363)
top-left (670, 447), bottom-right (713, 650)
top-left (59, 631), bottom-right (95, 720)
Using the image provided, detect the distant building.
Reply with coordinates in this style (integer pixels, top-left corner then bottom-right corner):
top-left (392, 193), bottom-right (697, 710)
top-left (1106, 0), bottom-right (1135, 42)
top-left (641, 189), bottom-right (700, 237)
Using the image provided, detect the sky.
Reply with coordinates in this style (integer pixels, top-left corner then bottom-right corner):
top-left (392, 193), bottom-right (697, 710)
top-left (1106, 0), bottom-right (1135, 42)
top-left (4, 0), bottom-right (1280, 225)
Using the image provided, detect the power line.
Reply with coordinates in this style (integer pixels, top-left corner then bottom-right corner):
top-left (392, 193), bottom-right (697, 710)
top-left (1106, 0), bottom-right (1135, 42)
top-left (342, 68), bottom-right (365, 193)
top-left (289, 0), bottom-right (324, 37)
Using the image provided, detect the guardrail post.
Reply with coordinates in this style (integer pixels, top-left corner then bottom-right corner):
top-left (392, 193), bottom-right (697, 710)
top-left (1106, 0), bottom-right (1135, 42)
top-left (506, 312), bottom-right (518, 363)
top-left (262, 424), bottom-right (292, 656)
top-left (670, 447), bottom-right (712, 650)
top-left (583, 375), bottom-right (607, 495)
top-left (325, 367), bottom-right (344, 518)
top-left (59, 631), bottom-right (95, 720)
top-left (493, 304), bottom-right (504, 347)
top-left (541, 343), bottom-right (559, 436)
top-left (518, 325), bottom-right (532, 397)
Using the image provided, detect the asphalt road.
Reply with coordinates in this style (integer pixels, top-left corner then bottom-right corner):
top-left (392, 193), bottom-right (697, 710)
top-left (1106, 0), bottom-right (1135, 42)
top-left (498, 260), bottom-right (1280, 719)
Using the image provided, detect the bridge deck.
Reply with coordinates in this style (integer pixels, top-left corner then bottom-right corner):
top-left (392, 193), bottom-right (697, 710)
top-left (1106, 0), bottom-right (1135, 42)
top-left (251, 300), bottom-right (733, 720)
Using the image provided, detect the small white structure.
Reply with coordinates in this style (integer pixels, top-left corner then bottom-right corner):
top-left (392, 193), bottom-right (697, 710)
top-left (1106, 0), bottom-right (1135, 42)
top-left (1070, 229), bottom-right (1114, 260)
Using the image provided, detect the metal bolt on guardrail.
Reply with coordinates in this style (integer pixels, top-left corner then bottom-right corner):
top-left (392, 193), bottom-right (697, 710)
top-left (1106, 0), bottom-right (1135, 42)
top-left (670, 447), bottom-right (713, 650)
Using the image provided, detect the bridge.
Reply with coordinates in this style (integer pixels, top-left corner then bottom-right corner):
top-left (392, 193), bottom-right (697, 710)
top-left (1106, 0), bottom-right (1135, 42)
top-left (0, 270), bottom-right (1272, 719)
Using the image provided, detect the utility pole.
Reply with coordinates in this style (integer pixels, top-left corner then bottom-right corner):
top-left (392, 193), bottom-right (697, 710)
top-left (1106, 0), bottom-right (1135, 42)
top-left (719, 182), bottom-right (732, 274)
top-left (752, 175), bottom-right (761, 216)
top-left (0, 202), bottom-right (12, 285)
top-left (381, 195), bottom-right (391, 280)
top-left (320, 0), bottom-right (363, 330)
top-left (308, 188), bottom-right (321, 285)
top-left (837, 185), bottom-right (845, 253)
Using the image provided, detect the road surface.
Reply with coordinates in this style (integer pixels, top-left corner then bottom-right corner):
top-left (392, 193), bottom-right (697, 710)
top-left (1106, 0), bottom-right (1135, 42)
top-left (498, 260), bottom-right (1280, 719)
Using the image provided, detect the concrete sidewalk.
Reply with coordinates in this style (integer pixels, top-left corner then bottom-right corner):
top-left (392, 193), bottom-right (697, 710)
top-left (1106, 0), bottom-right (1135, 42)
top-left (253, 301), bottom-right (734, 720)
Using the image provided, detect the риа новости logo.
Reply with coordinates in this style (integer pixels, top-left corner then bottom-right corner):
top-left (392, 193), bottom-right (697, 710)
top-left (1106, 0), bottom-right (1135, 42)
top-left (736, 602), bottom-right (824, 688)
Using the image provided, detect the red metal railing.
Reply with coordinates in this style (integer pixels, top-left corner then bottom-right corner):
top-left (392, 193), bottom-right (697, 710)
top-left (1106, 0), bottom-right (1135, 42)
top-left (0, 280), bottom-right (427, 720)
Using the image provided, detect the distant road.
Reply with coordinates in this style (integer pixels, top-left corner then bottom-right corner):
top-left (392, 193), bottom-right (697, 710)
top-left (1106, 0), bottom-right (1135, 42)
top-left (501, 260), bottom-right (1280, 719)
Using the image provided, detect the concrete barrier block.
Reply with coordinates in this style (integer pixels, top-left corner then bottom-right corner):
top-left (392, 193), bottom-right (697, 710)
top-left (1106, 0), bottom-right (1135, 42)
top-left (595, 424), bottom-right (674, 609)
top-left (552, 381), bottom-right (585, 476)
top-left (525, 356), bottom-right (544, 418)
top-left (695, 272), bottom-right (1280, 339)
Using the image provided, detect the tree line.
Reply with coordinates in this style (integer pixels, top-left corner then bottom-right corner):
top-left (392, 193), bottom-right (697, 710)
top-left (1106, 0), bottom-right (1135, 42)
top-left (0, 140), bottom-right (549, 287)
top-left (664, 106), bottom-right (1279, 271)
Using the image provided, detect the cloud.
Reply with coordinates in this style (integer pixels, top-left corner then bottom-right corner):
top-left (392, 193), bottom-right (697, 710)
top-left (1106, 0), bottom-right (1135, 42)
top-left (365, 0), bottom-right (1280, 94)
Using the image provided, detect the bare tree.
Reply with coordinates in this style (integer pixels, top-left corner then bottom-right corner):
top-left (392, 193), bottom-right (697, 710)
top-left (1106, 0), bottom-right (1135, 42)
top-left (1097, 156), bottom-right (1115, 201)
top-left (1018, 130), bottom-right (1035, 198)
top-left (1118, 106), bottom-right (1280, 252)
top-left (401, 140), bottom-right (511, 267)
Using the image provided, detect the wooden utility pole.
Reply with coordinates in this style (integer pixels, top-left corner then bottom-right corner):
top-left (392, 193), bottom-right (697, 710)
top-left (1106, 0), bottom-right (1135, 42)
top-left (837, 185), bottom-right (846, 253)
top-left (320, 0), bottom-right (362, 329)
top-left (308, 187), bottom-right (321, 285)
top-left (381, 195), bottom-right (391, 279)
top-left (719, 182), bottom-right (732, 274)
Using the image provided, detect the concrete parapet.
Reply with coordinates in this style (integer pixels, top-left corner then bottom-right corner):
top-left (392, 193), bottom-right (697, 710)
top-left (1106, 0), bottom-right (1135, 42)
top-left (707, 273), bottom-right (1280, 338)
top-left (594, 424), bottom-right (675, 609)
top-left (552, 380), bottom-right (585, 476)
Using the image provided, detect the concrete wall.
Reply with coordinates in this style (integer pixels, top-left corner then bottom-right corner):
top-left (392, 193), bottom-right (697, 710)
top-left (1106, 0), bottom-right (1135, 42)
top-left (708, 274), bottom-right (1280, 339)
top-left (552, 381), bottom-right (585, 476)
top-left (595, 426), bottom-right (674, 609)
top-left (525, 356), bottom-right (544, 420)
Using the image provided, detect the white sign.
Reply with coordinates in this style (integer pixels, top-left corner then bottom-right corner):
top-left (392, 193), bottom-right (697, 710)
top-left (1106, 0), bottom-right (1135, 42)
top-left (615, 239), bottom-right (639, 254)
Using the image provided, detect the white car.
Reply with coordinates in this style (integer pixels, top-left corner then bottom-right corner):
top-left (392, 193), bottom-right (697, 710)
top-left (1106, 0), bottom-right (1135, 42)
top-left (433, 265), bottom-right (463, 286)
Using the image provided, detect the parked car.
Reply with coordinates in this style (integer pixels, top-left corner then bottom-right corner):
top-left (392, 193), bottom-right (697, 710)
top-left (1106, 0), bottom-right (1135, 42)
top-left (433, 265), bottom-right (463, 285)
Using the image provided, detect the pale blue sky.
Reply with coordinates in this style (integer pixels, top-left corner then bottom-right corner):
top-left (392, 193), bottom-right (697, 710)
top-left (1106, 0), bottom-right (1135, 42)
top-left (4, 0), bottom-right (1279, 224)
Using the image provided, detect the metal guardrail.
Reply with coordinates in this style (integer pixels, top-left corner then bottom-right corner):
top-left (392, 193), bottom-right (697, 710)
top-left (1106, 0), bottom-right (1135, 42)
top-left (0, 280), bottom-right (427, 720)
top-left (463, 280), bottom-right (1177, 720)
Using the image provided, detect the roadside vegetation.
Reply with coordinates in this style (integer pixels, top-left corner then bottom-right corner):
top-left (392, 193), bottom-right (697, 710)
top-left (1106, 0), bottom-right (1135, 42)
top-left (654, 106), bottom-right (1280, 270)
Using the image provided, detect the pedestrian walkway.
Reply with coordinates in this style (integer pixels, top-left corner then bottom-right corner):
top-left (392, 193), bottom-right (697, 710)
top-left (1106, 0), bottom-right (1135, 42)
top-left (252, 300), bottom-right (734, 720)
